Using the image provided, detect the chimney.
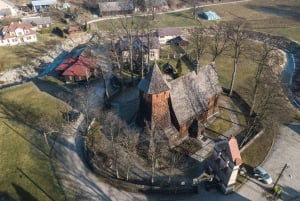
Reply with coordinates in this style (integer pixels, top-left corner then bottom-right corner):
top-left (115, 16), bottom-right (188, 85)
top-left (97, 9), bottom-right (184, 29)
top-left (194, 59), bottom-right (199, 74)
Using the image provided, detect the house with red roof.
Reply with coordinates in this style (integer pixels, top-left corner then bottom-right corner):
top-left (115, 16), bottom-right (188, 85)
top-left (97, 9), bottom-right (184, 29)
top-left (209, 136), bottom-right (243, 194)
top-left (0, 22), bottom-right (37, 46)
top-left (56, 56), bottom-right (97, 82)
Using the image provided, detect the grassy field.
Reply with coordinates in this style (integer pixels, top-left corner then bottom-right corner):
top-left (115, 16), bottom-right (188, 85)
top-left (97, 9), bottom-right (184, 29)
top-left (0, 34), bottom-right (62, 72)
top-left (0, 82), bottom-right (69, 201)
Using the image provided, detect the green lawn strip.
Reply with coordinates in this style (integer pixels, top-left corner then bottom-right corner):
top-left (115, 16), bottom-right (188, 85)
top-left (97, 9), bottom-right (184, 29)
top-left (241, 130), bottom-right (274, 167)
top-left (207, 102), bottom-right (232, 135)
top-left (0, 82), bottom-right (69, 201)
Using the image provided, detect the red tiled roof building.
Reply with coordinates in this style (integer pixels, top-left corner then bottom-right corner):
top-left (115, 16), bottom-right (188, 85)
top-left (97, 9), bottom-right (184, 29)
top-left (56, 56), bottom-right (97, 82)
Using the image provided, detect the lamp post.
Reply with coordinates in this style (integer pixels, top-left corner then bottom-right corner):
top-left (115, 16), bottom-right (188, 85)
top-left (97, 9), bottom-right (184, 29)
top-left (273, 163), bottom-right (288, 189)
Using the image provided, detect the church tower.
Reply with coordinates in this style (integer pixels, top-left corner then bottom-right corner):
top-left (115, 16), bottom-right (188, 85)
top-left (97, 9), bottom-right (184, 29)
top-left (138, 63), bottom-right (171, 129)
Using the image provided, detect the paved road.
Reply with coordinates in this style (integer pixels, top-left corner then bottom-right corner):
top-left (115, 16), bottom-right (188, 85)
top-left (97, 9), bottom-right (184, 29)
top-left (54, 121), bottom-right (300, 201)
top-left (236, 122), bottom-right (300, 201)
top-left (86, 0), bottom-right (251, 24)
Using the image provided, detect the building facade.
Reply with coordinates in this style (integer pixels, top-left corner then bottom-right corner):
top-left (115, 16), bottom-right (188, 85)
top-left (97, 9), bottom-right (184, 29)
top-left (0, 22), bottom-right (37, 46)
top-left (138, 61), bottom-right (222, 146)
top-left (208, 136), bottom-right (243, 194)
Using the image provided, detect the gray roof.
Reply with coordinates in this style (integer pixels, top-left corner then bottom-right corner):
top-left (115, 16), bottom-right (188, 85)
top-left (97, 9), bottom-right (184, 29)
top-left (119, 36), bottom-right (160, 51)
top-left (157, 27), bottom-right (180, 37)
top-left (21, 16), bottom-right (51, 25)
top-left (138, 63), bottom-right (170, 94)
top-left (0, 8), bottom-right (12, 16)
top-left (145, 0), bottom-right (168, 8)
top-left (169, 62), bottom-right (222, 125)
top-left (99, 1), bottom-right (133, 12)
top-left (31, 0), bottom-right (57, 6)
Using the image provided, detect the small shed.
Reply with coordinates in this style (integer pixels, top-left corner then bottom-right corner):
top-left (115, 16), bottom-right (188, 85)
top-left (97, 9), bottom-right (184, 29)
top-left (202, 11), bottom-right (221, 21)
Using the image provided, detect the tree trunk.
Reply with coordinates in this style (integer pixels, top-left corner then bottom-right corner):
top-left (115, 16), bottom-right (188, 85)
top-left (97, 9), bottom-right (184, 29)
top-left (229, 59), bottom-right (238, 97)
top-left (250, 82), bottom-right (258, 116)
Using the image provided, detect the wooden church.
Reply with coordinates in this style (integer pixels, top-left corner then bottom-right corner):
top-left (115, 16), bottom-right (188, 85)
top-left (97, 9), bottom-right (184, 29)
top-left (138, 61), bottom-right (222, 146)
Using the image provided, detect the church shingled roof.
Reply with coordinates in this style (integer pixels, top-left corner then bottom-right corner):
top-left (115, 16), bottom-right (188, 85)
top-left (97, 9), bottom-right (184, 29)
top-left (169, 62), bottom-right (222, 125)
top-left (138, 62), bottom-right (170, 94)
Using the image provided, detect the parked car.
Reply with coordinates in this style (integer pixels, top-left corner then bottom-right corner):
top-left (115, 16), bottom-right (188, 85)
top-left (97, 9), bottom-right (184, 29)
top-left (253, 166), bottom-right (273, 184)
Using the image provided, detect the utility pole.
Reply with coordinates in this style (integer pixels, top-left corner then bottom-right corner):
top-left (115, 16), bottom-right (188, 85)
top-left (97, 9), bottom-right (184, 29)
top-left (273, 163), bottom-right (288, 189)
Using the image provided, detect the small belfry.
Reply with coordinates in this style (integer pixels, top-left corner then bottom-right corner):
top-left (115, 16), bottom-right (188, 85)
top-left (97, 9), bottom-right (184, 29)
top-left (138, 62), bottom-right (171, 129)
top-left (138, 61), bottom-right (222, 146)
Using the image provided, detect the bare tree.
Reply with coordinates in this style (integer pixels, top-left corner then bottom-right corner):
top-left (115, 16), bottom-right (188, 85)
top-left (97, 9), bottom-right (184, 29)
top-left (249, 40), bottom-right (277, 116)
top-left (226, 21), bottom-right (248, 97)
top-left (209, 23), bottom-right (230, 61)
top-left (120, 127), bottom-right (139, 181)
top-left (103, 112), bottom-right (125, 178)
top-left (191, 0), bottom-right (198, 19)
top-left (240, 48), bottom-right (294, 147)
top-left (146, 123), bottom-right (168, 184)
top-left (167, 150), bottom-right (183, 183)
top-left (190, 26), bottom-right (207, 65)
top-left (120, 15), bottom-right (138, 82)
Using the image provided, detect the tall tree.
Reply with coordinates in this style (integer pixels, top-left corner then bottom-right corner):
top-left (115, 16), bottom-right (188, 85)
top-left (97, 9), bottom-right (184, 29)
top-left (146, 123), bottom-right (167, 184)
top-left (190, 26), bottom-right (207, 65)
top-left (249, 40), bottom-right (276, 116)
top-left (227, 21), bottom-right (248, 97)
top-left (210, 23), bottom-right (230, 61)
top-left (120, 15), bottom-right (138, 82)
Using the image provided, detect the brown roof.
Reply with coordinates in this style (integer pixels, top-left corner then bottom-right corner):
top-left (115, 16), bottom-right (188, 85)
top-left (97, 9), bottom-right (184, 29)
top-left (157, 27), bottom-right (180, 37)
top-left (56, 56), bottom-right (96, 77)
top-left (118, 36), bottom-right (160, 51)
top-left (2, 22), bottom-right (36, 39)
top-left (214, 136), bottom-right (243, 166)
top-left (99, 1), bottom-right (133, 12)
top-left (228, 137), bottom-right (243, 165)
top-left (138, 62), bottom-right (170, 94)
top-left (169, 62), bottom-right (222, 125)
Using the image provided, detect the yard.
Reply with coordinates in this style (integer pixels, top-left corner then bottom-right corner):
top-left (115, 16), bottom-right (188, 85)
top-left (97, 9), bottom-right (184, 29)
top-left (0, 82), bottom-right (70, 201)
top-left (0, 34), bottom-right (62, 72)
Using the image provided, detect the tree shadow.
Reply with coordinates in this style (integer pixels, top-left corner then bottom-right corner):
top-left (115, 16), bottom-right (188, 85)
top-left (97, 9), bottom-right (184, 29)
top-left (0, 191), bottom-right (15, 201)
top-left (286, 123), bottom-right (300, 136)
top-left (279, 185), bottom-right (300, 201)
top-left (12, 183), bottom-right (38, 201)
top-left (16, 168), bottom-right (56, 201)
top-left (166, 11), bottom-right (194, 20)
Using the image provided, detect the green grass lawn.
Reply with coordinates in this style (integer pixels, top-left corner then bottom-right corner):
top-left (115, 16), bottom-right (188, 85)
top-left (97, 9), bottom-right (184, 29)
top-left (0, 34), bottom-right (62, 72)
top-left (0, 82), bottom-right (69, 201)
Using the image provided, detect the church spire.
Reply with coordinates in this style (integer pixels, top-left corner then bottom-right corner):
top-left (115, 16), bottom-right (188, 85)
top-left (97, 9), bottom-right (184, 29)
top-left (138, 62), bottom-right (170, 94)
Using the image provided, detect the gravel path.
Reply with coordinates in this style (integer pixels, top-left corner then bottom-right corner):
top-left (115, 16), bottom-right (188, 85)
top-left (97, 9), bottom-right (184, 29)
top-left (53, 135), bottom-right (147, 201)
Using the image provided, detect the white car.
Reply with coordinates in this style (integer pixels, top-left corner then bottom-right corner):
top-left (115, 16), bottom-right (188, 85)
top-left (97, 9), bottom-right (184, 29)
top-left (254, 166), bottom-right (273, 184)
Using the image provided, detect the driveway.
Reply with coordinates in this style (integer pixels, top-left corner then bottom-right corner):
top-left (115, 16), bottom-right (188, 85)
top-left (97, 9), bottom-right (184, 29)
top-left (234, 122), bottom-right (300, 201)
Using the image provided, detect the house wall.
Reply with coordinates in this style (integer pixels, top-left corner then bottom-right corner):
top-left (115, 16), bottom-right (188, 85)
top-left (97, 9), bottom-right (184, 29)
top-left (23, 34), bottom-right (37, 43)
top-left (150, 91), bottom-right (171, 129)
top-left (209, 147), bottom-right (239, 193)
top-left (159, 35), bottom-right (176, 44)
top-left (122, 48), bottom-right (159, 63)
top-left (207, 95), bottom-right (220, 117)
top-left (0, 39), bottom-right (8, 46)
top-left (100, 10), bottom-right (133, 17)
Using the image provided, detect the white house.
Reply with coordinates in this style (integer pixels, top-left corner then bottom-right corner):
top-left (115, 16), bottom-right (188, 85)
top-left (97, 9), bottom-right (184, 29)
top-left (157, 27), bottom-right (181, 44)
top-left (0, 22), bottom-right (37, 46)
top-left (209, 136), bottom-right (243, 194)
top-left (31, 0), bottom-right (57, 12)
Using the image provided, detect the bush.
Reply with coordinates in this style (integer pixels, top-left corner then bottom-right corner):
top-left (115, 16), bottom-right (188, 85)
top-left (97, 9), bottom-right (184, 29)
top-left (176, 58), bottom-right (182, 75)
top-left (39, 28), bottom-right (52, 34)
top-left (52, 27), bottom-right (64, 38)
